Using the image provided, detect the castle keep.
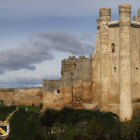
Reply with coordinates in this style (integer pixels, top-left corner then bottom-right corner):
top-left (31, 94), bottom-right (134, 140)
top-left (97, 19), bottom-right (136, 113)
top-left (43, 4), bottom-right (140, 122)
top-left (1, 4), bottom-right (140, 121)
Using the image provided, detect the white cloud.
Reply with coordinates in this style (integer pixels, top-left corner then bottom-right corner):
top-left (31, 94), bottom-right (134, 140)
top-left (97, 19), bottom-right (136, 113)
top-left (0, 31), bottom-right (94, 74)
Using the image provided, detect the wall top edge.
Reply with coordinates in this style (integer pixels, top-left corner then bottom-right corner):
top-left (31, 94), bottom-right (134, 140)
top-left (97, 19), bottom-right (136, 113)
top-left (107, 20), bottom-right (140, 26)
top-left (131, 21), bottom-right (140, 25)
top-left (108, 20), bottom-right (119, 25)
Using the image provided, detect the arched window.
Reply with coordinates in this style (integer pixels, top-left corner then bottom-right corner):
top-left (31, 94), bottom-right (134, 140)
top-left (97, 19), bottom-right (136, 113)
top-left (57, 89), bottom-right (60, 94)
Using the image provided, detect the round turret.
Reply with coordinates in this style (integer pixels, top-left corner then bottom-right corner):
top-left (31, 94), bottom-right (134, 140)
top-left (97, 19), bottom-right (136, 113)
top-left (133, 15), bottom-right (138, 21)
top-left (99, 8), bottom-right (111, 17)
top-left (119, 4), bottom-right (131, 13)
top-left (138, 8), bottom-right (140, 16)
top-left (138, 9), bottom-right (140, 21)
top-left (96, 19), bottom-right (100, 28)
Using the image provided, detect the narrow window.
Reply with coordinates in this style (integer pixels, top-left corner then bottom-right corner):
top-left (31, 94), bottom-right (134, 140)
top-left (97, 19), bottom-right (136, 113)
top-left (74, 63), bottom-right (76, 68)
top-left (112, 43), bottom-right (115, 53)
top-left (125, 118), bottom-right (127, 121)
top-left (136, 67), bottom-right (138, 70)
top-left (114, 67), bottom-right (116, 72)
top-left (57, 89), bottom-right (60, 94)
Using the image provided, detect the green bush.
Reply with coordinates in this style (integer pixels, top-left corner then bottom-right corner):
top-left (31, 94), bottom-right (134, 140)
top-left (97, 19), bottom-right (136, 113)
top-left (4, 106), bottom-right (123, 140)
top-left (8, 107), bottom-right (43, 140)
top-left (32, 131), bottom-right (47, 140)
top-left (41, 109), bottom-right (58, 127)
top-left (39, 103), bottom-right (43, 110)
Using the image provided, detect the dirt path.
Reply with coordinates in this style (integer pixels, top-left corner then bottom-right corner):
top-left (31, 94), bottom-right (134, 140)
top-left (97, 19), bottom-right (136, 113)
top-left (5, 107), bottom-right (19, 123)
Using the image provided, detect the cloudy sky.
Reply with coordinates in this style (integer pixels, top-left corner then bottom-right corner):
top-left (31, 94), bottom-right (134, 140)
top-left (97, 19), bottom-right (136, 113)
top-left (0, 0), bottom-right (140, 88)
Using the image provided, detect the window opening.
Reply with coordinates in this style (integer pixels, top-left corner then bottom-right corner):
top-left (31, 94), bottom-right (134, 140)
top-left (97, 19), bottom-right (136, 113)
top-left (136, 67), bottom-right (138, 70)
top-left (125, 118), bottom-right (127, 121)
top-left (57, 89), bottom-right (60, 94)
top-left (74, 63), bottom-right (76, 68)
top-left (114, 67), bottom-right (116, 72)
top-left (112, 43), bottom-right (115, 53)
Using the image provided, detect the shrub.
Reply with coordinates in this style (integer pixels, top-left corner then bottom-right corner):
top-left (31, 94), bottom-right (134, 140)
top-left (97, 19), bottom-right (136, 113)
top-left (88, 117), bottom-right (103, 139)
top-left (8, 107), bottom-right (42, 140)
top-left (39, 103), bottom-right (43, 110)
top-left (41, 109), bottom-right (58, 127)
top-left (32, 131), bottom-right (47, 140)
top-left (0, 106), bottom-right (16, 121)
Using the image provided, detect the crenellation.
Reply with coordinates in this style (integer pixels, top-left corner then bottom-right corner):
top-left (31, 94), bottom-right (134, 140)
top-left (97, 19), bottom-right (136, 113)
top-left (99, 8), bottom-right (111, 17)
top-left (119, 4), bottom-right (131, 13)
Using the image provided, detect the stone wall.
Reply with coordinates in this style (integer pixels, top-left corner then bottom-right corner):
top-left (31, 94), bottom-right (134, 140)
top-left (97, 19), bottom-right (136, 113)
top-left (131, 24), bottom-right (140, 102)
top-left (43, 56), bottom-right (93, 110)
top-left (43, 80), bottom-right (63, 111)
top-left (0, 89), bottom-right (15, 106)
top-left (0, 88), bottom-right (43, 106)
top-left (14, 88), bottom-right (43, 106)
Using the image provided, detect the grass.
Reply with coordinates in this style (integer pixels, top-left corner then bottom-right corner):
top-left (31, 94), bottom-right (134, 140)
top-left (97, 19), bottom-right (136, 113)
top-left (17, 105), bottom-right (40, 113)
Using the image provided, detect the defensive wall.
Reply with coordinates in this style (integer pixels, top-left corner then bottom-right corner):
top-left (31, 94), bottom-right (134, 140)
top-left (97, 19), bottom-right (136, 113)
top-left (0, 88), bottom-right (43, 106)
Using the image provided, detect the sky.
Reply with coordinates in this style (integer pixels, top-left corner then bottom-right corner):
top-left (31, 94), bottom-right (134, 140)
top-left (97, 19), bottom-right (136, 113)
top-left (0, 0), bottom-right (140, 88)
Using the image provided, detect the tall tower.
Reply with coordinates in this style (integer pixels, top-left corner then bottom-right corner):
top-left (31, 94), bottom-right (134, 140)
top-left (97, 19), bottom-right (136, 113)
top-left (119, 4), bottom-right (133, 121)
top-left (138, 8), bottom-right (140, 22)
top-left (99, 8), bottom-right (111, 112)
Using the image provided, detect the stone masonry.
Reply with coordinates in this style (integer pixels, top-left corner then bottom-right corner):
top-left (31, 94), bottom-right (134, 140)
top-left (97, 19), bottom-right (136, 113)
top-left (1, 4), bottom-right (140, 121)
top-left (43, 4), bottom-right (140, 122)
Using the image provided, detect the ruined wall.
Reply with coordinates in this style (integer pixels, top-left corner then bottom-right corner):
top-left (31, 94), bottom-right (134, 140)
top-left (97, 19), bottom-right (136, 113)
top-left (14, 88), bottom-right (43, 106)
top-left (0, 88), bottom-right (43, 106)
top-left (0, 89), bottom-right (15, 106)
top-left (43, 56), bottom-right (93, 110)
top-left (43, 80), bottom-right (63, 111)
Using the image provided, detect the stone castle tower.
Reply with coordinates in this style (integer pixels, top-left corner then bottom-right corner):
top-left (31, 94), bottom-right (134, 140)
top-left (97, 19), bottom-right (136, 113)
top-left (42, 4), bottom-right (140, 121)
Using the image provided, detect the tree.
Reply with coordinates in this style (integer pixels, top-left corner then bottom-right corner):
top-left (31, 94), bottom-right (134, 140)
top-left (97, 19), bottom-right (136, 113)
top-left (88, 117), bottom-right (105, 140)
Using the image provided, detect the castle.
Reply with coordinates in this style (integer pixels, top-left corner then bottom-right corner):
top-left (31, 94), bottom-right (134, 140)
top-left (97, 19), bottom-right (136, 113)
top-left (1, 4), bottom-right (140, 121)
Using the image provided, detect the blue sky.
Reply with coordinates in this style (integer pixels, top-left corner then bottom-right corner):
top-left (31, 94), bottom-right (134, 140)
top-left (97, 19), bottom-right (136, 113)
top-left (0, 0), bottom-right (140, 88)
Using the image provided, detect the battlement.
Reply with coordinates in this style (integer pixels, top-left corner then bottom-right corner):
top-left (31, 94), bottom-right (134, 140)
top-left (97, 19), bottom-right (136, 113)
top-left (99, 8), bottom-right (111, 17)
top-left (119, 4), bottom-right (131, 13)
top-left (62, 55), bottom-right (92, 64)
